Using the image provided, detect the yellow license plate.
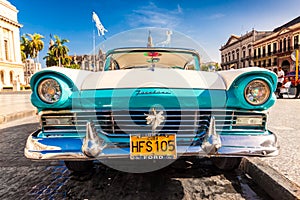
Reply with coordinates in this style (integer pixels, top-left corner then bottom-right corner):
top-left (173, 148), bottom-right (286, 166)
top-left (130, 134), bottom-right (177, 160)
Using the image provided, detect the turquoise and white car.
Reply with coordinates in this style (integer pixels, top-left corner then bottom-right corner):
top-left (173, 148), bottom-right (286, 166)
top-left (24, 29), bottom-right (279, 172)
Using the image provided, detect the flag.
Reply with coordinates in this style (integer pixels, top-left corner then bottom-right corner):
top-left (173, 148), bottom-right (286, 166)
top-left (92, 12), bottom-right (108, 37)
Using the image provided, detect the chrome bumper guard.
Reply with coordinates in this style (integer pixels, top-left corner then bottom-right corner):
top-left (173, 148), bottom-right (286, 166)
top-left (24, 118), bottom-right (279, 160)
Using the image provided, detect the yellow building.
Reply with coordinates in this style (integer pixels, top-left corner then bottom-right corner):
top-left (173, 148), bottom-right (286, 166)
top-left (253, 16), bottom-right (300, 73)
top-left (0, 0), bottom-right (23, 91)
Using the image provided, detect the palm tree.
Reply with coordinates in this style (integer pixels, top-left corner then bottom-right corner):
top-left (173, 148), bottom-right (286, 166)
top-left (50, 35), bottom-right (70, 67)
top-left (20, 35), bottom-right (30, 62)
top-left (43, 49), bottom-right (57, 67)
top-left (26, 33), bottom-right (44, 61)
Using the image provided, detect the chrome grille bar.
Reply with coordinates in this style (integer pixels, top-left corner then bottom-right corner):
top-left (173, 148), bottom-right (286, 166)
top-left (40, 109), bottom-right (267, 135)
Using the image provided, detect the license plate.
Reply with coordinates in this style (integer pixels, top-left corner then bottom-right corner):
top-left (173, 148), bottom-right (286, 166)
top-left (130, 134), bottom-right (177, 160)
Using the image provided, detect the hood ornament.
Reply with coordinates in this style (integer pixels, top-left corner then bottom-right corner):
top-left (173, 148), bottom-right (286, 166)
top-left (145, 108), bottom-right (165, 134)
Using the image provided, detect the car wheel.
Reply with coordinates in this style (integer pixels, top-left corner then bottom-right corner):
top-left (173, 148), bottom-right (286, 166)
top-left (64, 161), bottom-right (94, 172)
top-left (211, 157), bottom-right (241, 171)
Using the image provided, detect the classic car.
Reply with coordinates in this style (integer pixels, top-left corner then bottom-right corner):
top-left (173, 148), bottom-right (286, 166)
top-left (24, 28), bottom-right (279, 173)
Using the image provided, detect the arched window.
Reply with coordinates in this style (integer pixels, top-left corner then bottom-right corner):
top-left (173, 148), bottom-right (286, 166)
top-left (242, 46), bottom-right (246, 58)
top-left (247, 45), bottom-right (252, 57)
top-left (9, 71), bottom-right (14, 84)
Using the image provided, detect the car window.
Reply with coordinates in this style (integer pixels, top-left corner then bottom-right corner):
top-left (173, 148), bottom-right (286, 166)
top-left (104, 50), bottom-right (200, 71)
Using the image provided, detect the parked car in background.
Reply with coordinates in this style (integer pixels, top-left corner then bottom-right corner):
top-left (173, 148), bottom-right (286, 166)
top-left (24, 28), bottom-right (279, 173)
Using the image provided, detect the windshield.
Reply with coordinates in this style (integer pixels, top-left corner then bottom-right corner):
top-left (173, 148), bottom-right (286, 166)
top-left (104, 48), bottom-right (200, 71)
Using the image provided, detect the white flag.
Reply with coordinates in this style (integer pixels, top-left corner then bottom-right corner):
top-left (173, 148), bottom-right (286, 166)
top-left (92, 12), bottom-right (108, 37)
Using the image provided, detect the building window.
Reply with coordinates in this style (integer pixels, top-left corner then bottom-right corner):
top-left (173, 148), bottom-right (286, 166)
top-left (254, 49), bottom-right (257, 58)
top-left (9, 71), bottom-right (14, 85)
top-left (287, 37), bottom-right (291, 51)
top-left (267, 44), bottom-right (271, 56)
top-left (283, 38), bottom-right (287, 52)
top-left (4, 40), bottom-right (9, 61)
top-left (262, 46), bottom-right (266, 57)
top-left (273, 42), bottom-right (277, 53)
top-left (248, 48), bottom-right (251, 58)
top-left (273, 58), bottom-right (278, 66)
top-left (294, 35), bottom-right (299, 49)
top-left (279, 40), bottom-right (283, 52)
top-left (0, 71), bottom-right (4, 84)
top-left (258, 48), bottom-right (261, 58)
top-left (232, 51), bottom-right (235, 60)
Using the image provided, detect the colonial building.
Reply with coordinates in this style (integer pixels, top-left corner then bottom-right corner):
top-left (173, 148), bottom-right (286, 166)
top-left (220, 30), bottom-right (272, 70)
top-left (253, 16), bottom-right (300, 73)
top-left (0, 0), bottom-right (23, 91)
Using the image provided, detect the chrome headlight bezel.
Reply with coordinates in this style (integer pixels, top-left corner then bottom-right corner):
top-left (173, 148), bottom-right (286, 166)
top-left (244, 80), bottom-right (271, 106)
top-left (37, 78), bottom-right (62, 104)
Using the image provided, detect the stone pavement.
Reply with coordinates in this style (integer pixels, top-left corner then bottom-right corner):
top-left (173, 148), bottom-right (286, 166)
top-left (0, 92), bottom-right (299, 199)
top-left (0, 91), bottom-right (36, 124)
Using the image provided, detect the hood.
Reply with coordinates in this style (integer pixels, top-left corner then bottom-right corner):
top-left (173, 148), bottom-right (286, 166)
top-left (81, 68), bottom-right (226, 90)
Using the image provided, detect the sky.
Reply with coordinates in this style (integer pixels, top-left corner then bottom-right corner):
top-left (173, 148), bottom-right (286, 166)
top-left (8, 0), bottom-right (300, 66)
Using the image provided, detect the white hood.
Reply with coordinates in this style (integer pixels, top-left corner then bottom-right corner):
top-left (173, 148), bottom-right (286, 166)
top-left (81, 68), bottom-right (226, 90)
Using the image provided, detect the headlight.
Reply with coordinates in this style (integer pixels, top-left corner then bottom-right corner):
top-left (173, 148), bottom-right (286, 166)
top-left (37, 79), bottom-right (61, 103)
top-left (244, 80), bottom-right (270, 105)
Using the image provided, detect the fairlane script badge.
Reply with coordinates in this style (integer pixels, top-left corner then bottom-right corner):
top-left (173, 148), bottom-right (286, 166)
top-left (135, 89), bottom-right (171, 96)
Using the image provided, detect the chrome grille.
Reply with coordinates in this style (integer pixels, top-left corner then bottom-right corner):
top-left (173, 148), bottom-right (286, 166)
top-left (41, 109), bottom-right (267, 135)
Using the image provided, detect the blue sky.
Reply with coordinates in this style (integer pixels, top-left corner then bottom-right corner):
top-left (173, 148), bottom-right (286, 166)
top-left (9, 0), bottom-right (300, 65)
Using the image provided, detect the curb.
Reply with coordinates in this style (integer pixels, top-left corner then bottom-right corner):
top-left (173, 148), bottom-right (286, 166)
top-left (0, 109), bottom-right (37, 124)
top-left (241, 157), bottom-right (300, 200)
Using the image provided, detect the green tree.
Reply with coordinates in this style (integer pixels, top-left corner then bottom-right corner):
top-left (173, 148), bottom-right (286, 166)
top-left (26, 33), bottom-right (44, 61)
top-left (49, 35), bottom-right (70, 67)
top-left (43, 49), bottom-right (57, 67)
top-left (20, 35), bottom-right (30, 62)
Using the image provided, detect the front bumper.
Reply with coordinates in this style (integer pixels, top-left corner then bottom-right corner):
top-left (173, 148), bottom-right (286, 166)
top-left (24, 120), bottom-right (279, 161)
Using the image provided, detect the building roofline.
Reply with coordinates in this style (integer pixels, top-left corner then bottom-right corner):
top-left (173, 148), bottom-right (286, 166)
top-left (0, 0), bottom-right (18, 13)
top-left (273, 16), bottom-right (300, 32)
top-left (0, 15), bottom-right (22, 28)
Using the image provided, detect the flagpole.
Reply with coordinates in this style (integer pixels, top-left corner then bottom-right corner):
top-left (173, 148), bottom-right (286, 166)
top-left (93, 29), bottom-right (96, 71)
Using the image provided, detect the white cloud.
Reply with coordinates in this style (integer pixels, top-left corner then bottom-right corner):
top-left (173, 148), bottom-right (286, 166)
top-left (127, 2), bottom-right (183, 29)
